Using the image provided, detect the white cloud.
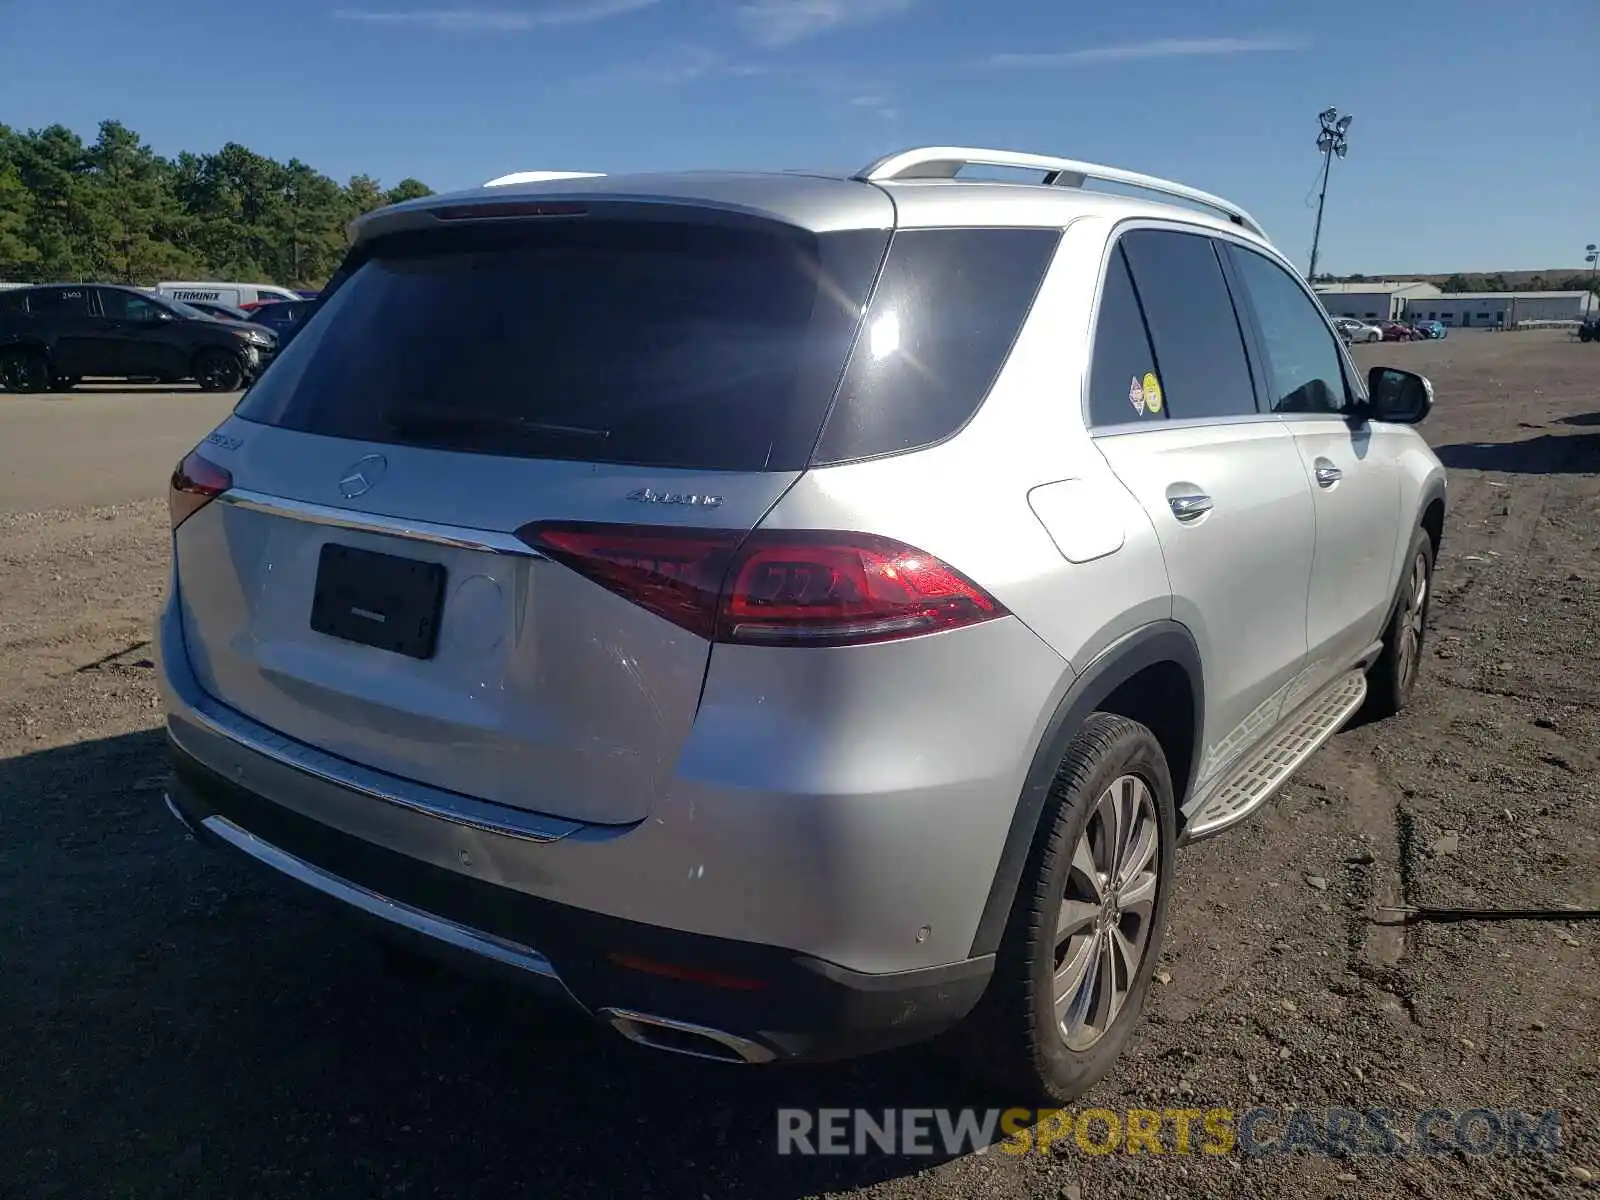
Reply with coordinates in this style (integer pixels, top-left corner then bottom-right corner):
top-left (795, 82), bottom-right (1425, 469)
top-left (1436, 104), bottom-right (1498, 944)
top-left (732, 0), bottom-right (912, 48)
top-left (333, 0), bottom-right (658, 32)
top-left (848, 93), bottom-right (898, 120)
top-left (983, 34), bottom-right (1309, 68)
top-left (572, 44), bottom-right (769, 90)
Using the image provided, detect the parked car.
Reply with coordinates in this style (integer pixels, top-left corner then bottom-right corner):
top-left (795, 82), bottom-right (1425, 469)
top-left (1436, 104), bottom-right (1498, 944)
top-left (1332, 317), bottom-right (1383, 344)
top-left (0, 283), bottom-right (276, 392)
top-left (246, 298), bottom-right (315, 342)
top-left (1579, 317), bottom-right (1599, 343)
top-left (1381, 321), bottom-right (1422, 342)
top-left (1413, 320), bottom-right (1447, 340)
top-left (159, 147), bottom-right (1445, 1102)
top-left (182, 300), bottom-right (254, 323)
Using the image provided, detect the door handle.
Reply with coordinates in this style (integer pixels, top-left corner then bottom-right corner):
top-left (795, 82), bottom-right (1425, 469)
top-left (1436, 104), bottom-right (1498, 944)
top-left (1168, 494), bottom-right (1213, 522)
top-left (1314, 464), bottom-right (1342, 488)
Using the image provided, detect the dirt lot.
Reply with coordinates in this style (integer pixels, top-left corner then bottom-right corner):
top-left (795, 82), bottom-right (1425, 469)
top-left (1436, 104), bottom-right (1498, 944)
top-left (2, 333), bottom-right (1596, 1199)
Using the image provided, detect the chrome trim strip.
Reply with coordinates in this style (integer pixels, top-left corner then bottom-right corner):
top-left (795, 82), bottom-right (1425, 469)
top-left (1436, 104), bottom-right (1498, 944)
top-left (600, 1007), bottom-right (777, 1064)
top-left (174, 694), bottom-right (583, 845)
top-left (217, 488), bottom-right (542, 558)
top-left (201, 814), bottom-right (564, 980)
top-left (164, 792), bottom-right (200, 837)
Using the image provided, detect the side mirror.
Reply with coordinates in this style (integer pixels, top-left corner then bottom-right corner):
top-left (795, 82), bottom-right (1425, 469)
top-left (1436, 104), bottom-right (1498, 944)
top-left (1366, 366), bottom-right (1433, 424)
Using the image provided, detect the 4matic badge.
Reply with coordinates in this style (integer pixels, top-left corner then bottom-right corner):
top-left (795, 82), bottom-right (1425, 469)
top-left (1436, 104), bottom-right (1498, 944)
top-left (625, 487), bottom-right (724, 508)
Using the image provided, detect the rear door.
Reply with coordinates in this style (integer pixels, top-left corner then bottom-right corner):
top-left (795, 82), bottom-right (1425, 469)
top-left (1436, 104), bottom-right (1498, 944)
top-left (29, 287), bottom-right (98, 376)
top-left (1088, 228), bottom-right (1316, 787)
top-left (174, 209), bottom-right (890, 826)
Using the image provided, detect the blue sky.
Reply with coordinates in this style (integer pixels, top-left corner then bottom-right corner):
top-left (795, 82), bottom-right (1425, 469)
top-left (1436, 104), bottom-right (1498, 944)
top-left (2, 0), bottom-right (1594, 274)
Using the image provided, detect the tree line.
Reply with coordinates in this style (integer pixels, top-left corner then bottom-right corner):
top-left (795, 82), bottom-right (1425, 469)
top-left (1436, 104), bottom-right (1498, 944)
top-left (1317, 271), bottom-right (1598, 293)
top-left (0, 120), bottom-right (435, 289)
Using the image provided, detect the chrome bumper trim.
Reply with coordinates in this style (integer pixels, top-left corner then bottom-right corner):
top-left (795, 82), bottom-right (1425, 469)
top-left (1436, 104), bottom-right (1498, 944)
top-left (199, 811), bottom-right (564, 981)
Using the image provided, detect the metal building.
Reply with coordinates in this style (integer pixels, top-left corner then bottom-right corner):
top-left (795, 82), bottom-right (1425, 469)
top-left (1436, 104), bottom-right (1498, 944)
top-left (1313, 280), bottom-right (1441, 322)
top-left (1402, 291), bottom-right (1596, 329)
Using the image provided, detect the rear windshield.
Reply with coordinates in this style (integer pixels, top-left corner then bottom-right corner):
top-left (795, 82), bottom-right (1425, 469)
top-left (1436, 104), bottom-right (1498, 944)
top-left (236, 220), bottom-right (887, 471)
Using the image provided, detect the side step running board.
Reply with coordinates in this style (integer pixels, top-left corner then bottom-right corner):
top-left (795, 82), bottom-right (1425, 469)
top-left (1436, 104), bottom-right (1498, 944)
top-left (1183, 671), bottom-right (1368, 841)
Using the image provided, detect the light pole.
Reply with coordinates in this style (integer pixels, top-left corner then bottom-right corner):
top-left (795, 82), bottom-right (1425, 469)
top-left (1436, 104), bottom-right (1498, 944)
top-left (1586, 243), bottom-right (1598, 317)
top-left (1307, 107), bottom-right (1352, 282)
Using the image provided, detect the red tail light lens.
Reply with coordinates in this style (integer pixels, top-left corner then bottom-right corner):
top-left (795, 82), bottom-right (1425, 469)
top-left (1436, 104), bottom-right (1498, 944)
top-left (169, 449), bottom-right (232, 531)
top-left (522, 523), bottom-right (1006, 648)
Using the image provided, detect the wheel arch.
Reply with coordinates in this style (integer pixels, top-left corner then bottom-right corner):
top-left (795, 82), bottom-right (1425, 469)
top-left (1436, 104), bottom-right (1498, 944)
top-left (0, 337), bottom-right (52, 360)
top-left (968, 620), bottom-right (1203, 957)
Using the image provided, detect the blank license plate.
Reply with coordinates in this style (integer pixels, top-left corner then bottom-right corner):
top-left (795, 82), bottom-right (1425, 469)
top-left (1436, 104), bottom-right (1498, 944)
top-left (309, 543), bottom-right (447, 660)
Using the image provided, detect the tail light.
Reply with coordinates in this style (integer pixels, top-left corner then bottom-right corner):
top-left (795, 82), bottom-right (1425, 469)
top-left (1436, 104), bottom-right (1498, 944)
top-left (523, 524), bottom-right (1006, 648)
top-left (169, 449), bottom-right (232, 530)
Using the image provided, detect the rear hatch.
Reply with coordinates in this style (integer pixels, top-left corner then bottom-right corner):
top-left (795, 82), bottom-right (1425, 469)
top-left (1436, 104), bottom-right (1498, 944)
top-left (174, 204), bottom-right (890, 826)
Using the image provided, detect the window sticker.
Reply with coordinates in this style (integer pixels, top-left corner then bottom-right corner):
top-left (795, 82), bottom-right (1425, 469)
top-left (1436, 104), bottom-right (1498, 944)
top-left (1142, 371), bottom-right (1163, 414)
top-left (1128, 375), bottom-right (1147, 416)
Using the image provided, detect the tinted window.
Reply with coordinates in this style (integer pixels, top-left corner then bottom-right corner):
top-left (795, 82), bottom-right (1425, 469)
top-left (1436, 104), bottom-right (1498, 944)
top-left (28, 287), bottom-right (88, 315)
top-left (237, 221), bottom-right (887, 471)
top-left (0, 290), bottom-right (24, 315)
top-left (1088, 245), bottom-right (1165, 427)
top-left (1119, 230), bottom-right (1257, 420)
top-left (813, 227), bottom-right (1060, 463)
top-left (1227, 245), bottom-right (1349, 415)
top-left (98, 289), bottom-right (165, 322)
top-left (252, 301), bottom-right (307, 330)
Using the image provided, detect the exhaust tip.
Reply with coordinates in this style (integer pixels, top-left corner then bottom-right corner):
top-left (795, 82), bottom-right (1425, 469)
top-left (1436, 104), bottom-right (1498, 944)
top-left (599, 1008), bottom-right (776, 1065)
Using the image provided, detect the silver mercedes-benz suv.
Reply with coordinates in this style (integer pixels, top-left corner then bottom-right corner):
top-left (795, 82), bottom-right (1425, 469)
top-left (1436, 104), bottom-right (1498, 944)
top-left (158, 146), bottom-right (1446, 1100)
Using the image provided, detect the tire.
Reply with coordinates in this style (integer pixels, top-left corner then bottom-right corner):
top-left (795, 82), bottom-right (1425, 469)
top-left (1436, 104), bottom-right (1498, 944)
top-left (193, 349), bottom-right (243, 393)
top-left (0, 348), bottom-right (52, 394)
top-left (953, 713), bottom-right (1177, 1103)
top-left (1363, 526), bottom-right (1434, 720)
top-left (1581, 326), bottom-right (1593, 343)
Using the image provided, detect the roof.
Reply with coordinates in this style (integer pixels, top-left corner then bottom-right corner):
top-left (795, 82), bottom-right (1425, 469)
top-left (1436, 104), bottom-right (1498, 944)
top-left (352, 167), bottom-right (1281, 252)
top-left (1411, 291), bottom-right (1592, 301)
top-left (1314, 280), bottom-right (1437, 294)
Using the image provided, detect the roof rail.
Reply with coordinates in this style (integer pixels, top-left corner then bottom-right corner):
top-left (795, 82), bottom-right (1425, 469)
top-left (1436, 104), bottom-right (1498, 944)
top-left (482, 170), bottom-right (606, 188)
top-left (853, 146), bottom-right (1264, 237)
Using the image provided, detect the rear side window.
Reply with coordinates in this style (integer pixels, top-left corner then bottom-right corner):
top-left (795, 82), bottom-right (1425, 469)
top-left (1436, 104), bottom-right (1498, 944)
top-left (97, 289), bottom-right (164, 322)
top-left (1225, 245), bottom-right (1350, 415)
top-left (813, 228), bottom-right (1060, 464)
top-left (28, 287), bottom-right (88, 315)
top-left (1119, 229), bottom-right (1258, 421)
top-left (1088, 245), bottom-right (1165, 427)
top-left (237, 220), bottom-right (887, 471)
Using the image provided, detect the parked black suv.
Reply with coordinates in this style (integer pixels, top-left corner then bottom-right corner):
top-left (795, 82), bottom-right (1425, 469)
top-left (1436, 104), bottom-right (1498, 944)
top-left (0, 284), bottom-right (277, 393)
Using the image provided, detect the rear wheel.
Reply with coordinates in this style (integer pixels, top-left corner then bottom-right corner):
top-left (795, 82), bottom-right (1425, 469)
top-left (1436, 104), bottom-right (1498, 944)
top-left (955, 713), bottom-right (1175, 1103)
top-left (193, 349), bottom-right (243, 392)
top-left (0, 348), bottom-right (51, 393)
top-left (1364, 527), bottom-right (1434, 720)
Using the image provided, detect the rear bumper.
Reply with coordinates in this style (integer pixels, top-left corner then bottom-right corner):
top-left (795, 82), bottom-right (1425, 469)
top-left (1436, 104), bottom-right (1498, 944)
top-left (164, 740), bottom-right (992, 1064)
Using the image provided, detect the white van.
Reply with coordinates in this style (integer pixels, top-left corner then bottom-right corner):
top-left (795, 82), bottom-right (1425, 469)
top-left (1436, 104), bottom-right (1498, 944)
top-left (156, 282), bottom-right (301, 310)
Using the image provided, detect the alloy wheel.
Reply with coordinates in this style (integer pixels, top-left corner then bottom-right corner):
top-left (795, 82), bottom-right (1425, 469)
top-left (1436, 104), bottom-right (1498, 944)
top-left (1396, 550), bottom-right (1428, 693)
top-left (1054, 773), bottom-right (1161, 1051)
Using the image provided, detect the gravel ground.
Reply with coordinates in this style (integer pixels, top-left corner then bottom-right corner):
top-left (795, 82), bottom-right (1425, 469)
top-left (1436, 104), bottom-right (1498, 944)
top-left (2, 332), bottom-right (1596, 1199)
